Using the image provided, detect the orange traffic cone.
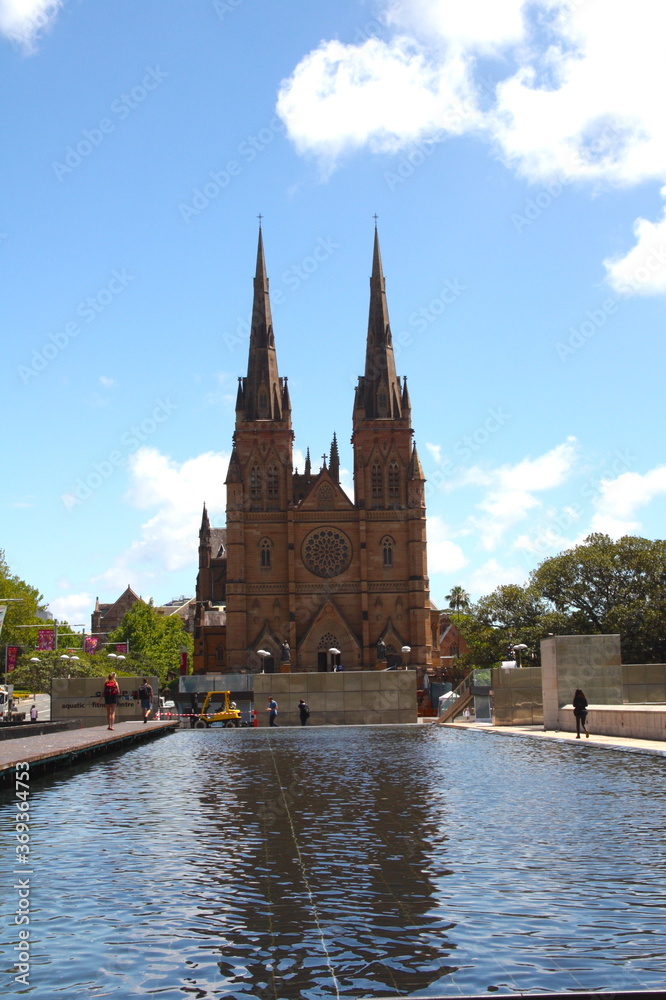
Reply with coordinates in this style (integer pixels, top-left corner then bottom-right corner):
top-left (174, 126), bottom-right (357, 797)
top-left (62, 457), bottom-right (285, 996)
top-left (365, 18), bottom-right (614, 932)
top-left (252, 710), bottom-right (258, 728)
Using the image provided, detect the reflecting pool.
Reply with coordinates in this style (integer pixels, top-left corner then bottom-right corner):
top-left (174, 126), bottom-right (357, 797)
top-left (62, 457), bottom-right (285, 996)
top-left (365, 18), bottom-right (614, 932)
top-left (2, 726), bottom-right (666, 998)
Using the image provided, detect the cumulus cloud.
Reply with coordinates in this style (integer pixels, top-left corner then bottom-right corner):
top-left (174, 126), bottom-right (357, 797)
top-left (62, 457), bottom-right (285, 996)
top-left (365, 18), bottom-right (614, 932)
top-left (94, 447), bottom-right (229, 593)
top-left (604, 190), bottom-right (666, 295)
top-left (462, 437), bottom-right (579, 550)
top-left (48, 592), bottom-right (95, 627)
top-left (277, 0), bottom-right (666, 291)
top-left (427, 515), bottom-right (467, 574)
top-left (467, 557), bottom-right (527, 596)
top-left (0, 0), bottom-right (63, 49)
top-left (590, 465), bottom-right (666, 536)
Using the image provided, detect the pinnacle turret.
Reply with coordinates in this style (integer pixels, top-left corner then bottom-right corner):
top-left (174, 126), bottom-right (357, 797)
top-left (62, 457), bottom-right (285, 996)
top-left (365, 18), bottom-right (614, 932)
top-left (329, 432), bottom-right (340, 483)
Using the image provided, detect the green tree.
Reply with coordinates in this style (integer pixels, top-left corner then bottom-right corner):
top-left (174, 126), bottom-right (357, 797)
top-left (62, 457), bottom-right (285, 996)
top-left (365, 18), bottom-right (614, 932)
top-left (445, 586), bottom-right (471, 612)
top-left (11, 649), bottom-right (99, 694)
top-left (530, 533), bottom-right (666, 662)
top-left (108, 600), bottom-right (192, 683)
top-left (0, 549), bottom-right (49, 652)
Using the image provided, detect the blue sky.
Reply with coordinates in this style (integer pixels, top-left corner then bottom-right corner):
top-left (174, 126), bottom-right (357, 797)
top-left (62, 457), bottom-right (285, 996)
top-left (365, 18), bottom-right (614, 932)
top-left (2, 0), bottom-right (666, 627)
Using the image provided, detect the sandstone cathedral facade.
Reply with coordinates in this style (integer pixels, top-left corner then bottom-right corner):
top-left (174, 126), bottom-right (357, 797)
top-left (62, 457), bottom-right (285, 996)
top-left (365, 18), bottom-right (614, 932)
top-left (193, 226), bottom-right (432, 673)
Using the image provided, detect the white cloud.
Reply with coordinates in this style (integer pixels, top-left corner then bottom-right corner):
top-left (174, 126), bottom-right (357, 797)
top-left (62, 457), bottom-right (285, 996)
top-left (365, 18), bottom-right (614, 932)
top-left (427, 515), bottom-right (467, 574)
top-left (278, 0), bottom-right (666, 289)
top-left (467, 557), bottom-right (527, 596)
top-left (47, 592), bottom-right (94, 627)
top-left (0, 0), bottom-right (63, 49)
top-left (94, 448), bottom-right (229, 593)
top-left (461, 438), bottom-right (578, 550)
top-left (425, 442), bottom-right (442, 464)
top-left (604, 190), bottom-right (666, 295)
top-left (590, 465), bottom-right (666, 536)
top-left (276, 34), bottom-right (481, 171)
top-left (99, 375), bottom-right (116, 388)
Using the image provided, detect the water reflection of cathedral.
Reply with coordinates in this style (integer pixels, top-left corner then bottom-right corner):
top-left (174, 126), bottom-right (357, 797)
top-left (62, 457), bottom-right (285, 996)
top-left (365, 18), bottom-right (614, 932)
top-left (194, 226), bottom-right (432, 674)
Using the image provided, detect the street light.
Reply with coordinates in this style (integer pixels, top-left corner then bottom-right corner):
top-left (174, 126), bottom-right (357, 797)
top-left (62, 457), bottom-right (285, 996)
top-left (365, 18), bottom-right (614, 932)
top-left (328, 647), bottom-right (340, 671)
top-left (257, 649), bottom-right (270, 673)
top-left (401, 645), bottom-right (411, 670)
top-left (511, 643), bottom-right (528, 668)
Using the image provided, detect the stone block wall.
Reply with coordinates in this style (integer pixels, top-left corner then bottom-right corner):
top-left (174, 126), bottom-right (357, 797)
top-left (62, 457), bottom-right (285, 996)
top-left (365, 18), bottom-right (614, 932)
top-left (491, 666), bottom-right (543, 726)
top-left (253, 670), bottom-right (417, 726)
top-left (51, 675), bottom-right (159, 728)
top-left (541, 635), bottom-right (622, 729)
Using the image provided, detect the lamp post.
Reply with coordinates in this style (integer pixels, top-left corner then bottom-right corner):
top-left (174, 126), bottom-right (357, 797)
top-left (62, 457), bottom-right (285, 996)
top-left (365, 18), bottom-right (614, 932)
top-left (511, 643), bottom-right (528, 668)
top-left (257, 649), bottom-right (270, 674)
top-left (328, 647), bottom-right (341, 671)
top-left (401, 645), bottom-right (411, 670)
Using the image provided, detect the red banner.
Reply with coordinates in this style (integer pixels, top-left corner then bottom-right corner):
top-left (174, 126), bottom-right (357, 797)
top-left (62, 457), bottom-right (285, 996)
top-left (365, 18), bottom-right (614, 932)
top-left (37, 629), bottom-right (55, 651)
top-left (114, 643), bottom-right (128, 655)
top-left (84, 636), bottom-right (99, 654)
top-left (6, 647), bottom-right (18, 672)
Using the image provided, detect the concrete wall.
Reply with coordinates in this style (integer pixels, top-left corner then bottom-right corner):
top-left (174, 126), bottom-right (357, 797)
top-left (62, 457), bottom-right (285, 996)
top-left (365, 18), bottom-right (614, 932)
top-left (541, 635), bottom-right (622, 730)
top-left (491, 666), bottom-right (543, 726)
top-left (558, 703), bottom-right (666, 740)
top-left (253, 670), bottom-right (417, 726)
top-left (622, 663), bottom-right (666, 704)
top-left (51, 676), bottom-right (159, 728)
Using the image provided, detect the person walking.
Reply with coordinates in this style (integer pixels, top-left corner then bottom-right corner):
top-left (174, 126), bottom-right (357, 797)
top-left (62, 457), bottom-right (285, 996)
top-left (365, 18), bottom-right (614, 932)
top-left (103, 672), bottom-right (120, 730)
top-left (29, 703), bottom-right (38, 722)
top-left (573, 688), bottom-right (589, 738)
top-left (139, 677), bottom-right (153, 723)
top-left (266, 697), bottom-right (278, 727)
top-left (298, 699), bottom-right (310, 726)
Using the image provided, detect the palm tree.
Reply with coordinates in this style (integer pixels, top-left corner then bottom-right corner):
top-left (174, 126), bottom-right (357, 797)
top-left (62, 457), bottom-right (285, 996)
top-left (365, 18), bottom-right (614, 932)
top-left (445, 586), bottom-right (471, 613)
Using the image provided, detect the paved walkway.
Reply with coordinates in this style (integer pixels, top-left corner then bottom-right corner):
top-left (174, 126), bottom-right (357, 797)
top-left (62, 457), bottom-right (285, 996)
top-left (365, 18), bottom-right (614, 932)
top-left (440, 720), bottom-right (666, 756)
top-left (0, 720), bottom-right (180, 779)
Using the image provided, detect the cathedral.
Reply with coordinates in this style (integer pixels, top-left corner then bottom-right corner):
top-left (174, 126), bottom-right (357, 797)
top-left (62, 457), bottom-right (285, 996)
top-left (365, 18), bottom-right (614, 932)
top-left (194, 226), bottom-right (432, 673)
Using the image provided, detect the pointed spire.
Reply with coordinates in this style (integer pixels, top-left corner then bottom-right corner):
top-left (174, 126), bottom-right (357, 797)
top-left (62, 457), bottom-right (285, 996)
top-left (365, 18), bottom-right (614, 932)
top-left (401, 376), bottom-right (411, 413)
top-left (281, 376), bottom-right (291, 415)
top-left (408, 443), bottom-right (425, 481)
top-left (225, 443), bottom-right (243, 484)
top-left (304, 448), bottom-right (311, 477)
top-left (240, 226), bottom-right (283, 422)
top-left (200, 503), bottom-right (210, 534)
top-left (361, 226), bottom-right (402, 419)
top-left (235, 377), bottom-right (244, 412)
top-left (329, 431), bottom-right (340, 483)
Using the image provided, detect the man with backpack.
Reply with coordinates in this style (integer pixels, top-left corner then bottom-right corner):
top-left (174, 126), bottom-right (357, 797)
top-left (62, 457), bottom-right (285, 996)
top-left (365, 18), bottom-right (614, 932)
top-left (139, 678), bottom-right (153, 723)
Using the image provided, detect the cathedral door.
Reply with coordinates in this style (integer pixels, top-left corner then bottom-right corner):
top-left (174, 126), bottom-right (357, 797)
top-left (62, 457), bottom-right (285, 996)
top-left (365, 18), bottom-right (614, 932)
top-left (317, 652), bottom-right (327, 672)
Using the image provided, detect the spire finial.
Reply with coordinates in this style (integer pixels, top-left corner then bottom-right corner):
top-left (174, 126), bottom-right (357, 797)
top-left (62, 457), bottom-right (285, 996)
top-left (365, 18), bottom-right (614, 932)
top-left (373, 213), bottom-right (379, 229)
top-left (257, 213), bottom-right (263, 228)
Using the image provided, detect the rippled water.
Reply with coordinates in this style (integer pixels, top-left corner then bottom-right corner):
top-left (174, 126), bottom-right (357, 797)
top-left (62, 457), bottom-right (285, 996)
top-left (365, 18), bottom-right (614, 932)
top-left (2, 726), bottom-right (666, 998)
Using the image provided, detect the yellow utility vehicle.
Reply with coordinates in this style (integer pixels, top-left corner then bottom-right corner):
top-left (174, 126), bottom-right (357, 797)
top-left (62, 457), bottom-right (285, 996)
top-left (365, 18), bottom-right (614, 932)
top-left (193, 690), bottom-right (242, 729)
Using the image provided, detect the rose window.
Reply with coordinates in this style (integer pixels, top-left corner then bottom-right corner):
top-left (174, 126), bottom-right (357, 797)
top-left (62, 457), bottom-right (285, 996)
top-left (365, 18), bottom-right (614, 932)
top-left (302, 528), bottom-right (352, 578)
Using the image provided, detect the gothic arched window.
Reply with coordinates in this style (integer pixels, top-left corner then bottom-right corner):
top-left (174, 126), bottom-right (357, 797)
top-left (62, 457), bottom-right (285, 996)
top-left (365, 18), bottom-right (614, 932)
top-left (250, 464), bottom-right (262, 502)
top-left (267, 464), bottom-right (279, 502)
top-left (382, 536), bottom-right (394, 568)
top-left (388, 462), bottom-right (400, 502)
top-left (371, 462), bottom-right (383, 503)
top-left (260, 538), bottom-right (272, 569)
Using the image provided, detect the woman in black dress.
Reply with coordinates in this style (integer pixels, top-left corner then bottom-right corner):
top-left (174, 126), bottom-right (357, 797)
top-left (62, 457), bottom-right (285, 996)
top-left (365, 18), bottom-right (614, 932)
top-left (573, 688), bottom-right (589, 738)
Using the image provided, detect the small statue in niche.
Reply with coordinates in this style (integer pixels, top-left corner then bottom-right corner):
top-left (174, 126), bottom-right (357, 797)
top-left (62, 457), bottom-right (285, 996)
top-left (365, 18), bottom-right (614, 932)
top-left (280, 641), bottom-right (291, 662)
top-left (376, 638), bottom-right (387, 661)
